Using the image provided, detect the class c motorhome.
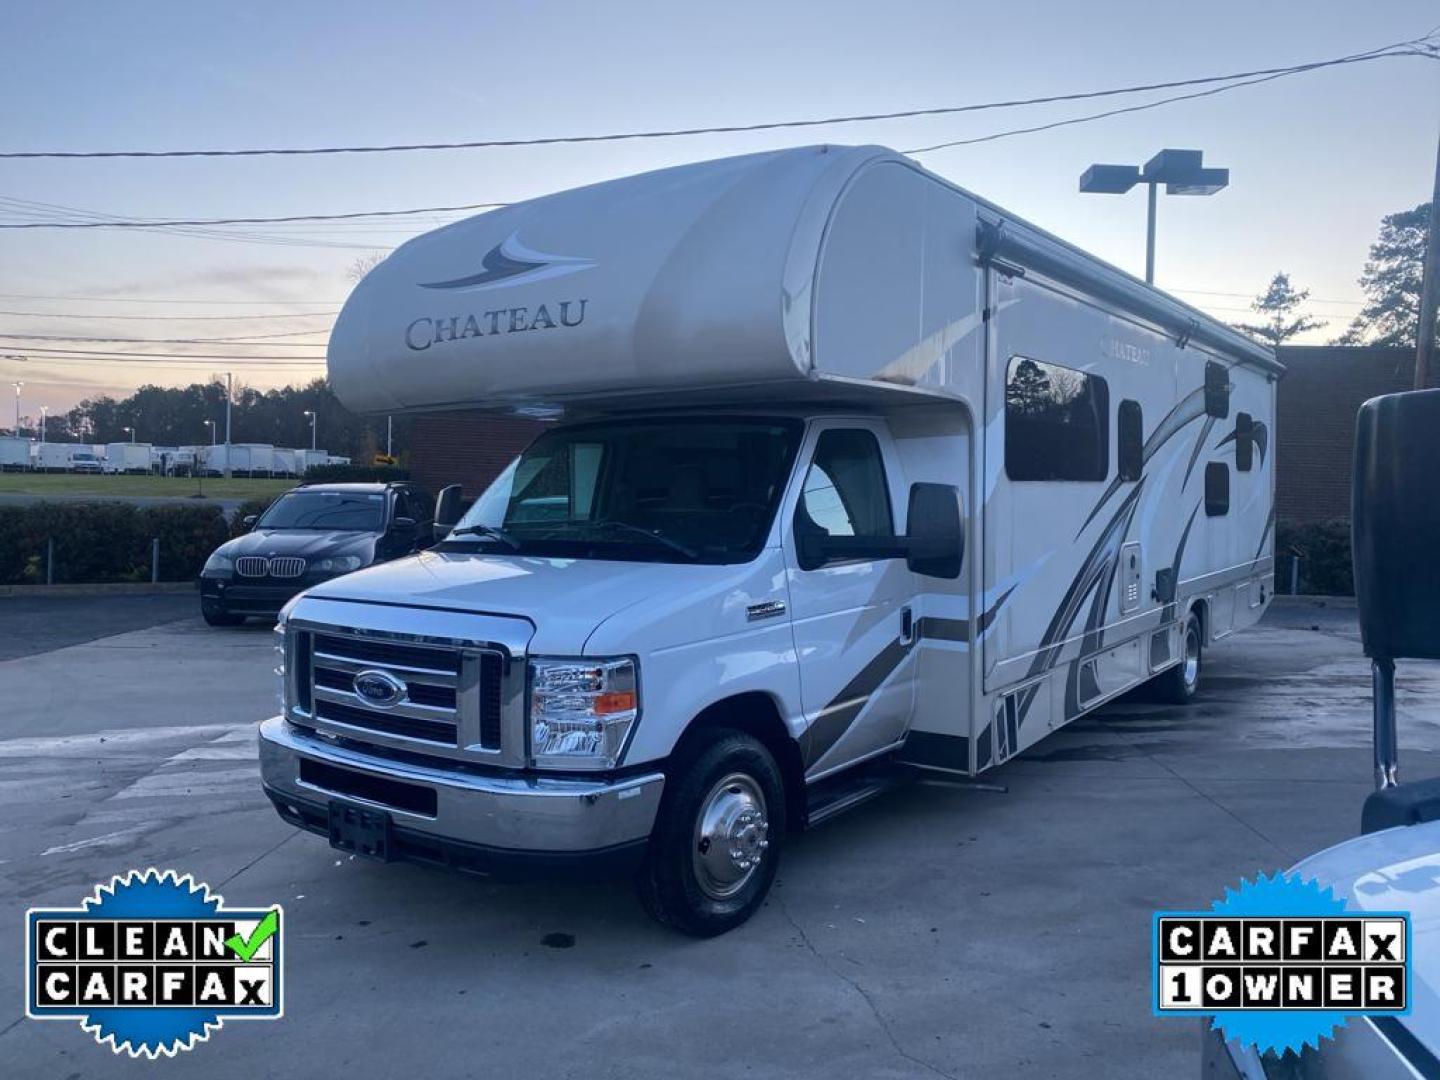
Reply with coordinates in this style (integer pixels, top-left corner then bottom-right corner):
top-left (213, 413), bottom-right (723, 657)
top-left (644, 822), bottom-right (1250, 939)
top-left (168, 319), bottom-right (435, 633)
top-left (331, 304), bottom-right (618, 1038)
top-left (259, 145), bottom-right (1278, 936)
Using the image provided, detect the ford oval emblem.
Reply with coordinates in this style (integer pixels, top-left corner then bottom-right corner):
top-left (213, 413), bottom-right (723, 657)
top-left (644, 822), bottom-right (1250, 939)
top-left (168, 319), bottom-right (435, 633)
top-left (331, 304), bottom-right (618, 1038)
top-left (352, 669), bottom-right (406, 709)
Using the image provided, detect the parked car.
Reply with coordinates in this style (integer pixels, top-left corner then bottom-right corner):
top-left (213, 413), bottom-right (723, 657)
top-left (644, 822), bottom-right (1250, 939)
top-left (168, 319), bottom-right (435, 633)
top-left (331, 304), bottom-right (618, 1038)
top-left (198, 482), bottom-right (435, 626)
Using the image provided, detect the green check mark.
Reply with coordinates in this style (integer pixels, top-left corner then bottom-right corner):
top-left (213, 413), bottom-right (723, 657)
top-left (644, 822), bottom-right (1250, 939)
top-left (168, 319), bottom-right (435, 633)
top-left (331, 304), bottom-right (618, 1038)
top-left (225, 909), bottom-right (279, 962)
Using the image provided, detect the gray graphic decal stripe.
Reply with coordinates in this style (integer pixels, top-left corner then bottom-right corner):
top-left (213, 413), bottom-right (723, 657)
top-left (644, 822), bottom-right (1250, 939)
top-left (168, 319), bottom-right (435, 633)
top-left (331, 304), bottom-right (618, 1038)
top-left (1161, 503), bottom-right (1201, 625)
top-left (803, 637), bottom-right (914, 768)
top-left (1063, 490), bottom-right (1143, 717)
top-left (420, 242), bottom-right (546, 290)
top-left (1215, 418), bottom-right (1269, 467)
top-left (916, 586), bottom-right (1015, 643)
top-left (1252, 506), bottom-right (1275, 564)
top-left (1017, 482), bottom-right (1146, 725)
top-left (1182, 416), bottom-right (1217, 490)
top-left (1075, 387), bottom-right (1206, 538)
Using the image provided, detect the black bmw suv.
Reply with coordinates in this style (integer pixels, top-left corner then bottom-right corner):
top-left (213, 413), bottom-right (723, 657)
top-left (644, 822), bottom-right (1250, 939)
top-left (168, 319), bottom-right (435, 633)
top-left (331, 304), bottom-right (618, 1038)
top-left (198, 482), bottom-right (434, 626)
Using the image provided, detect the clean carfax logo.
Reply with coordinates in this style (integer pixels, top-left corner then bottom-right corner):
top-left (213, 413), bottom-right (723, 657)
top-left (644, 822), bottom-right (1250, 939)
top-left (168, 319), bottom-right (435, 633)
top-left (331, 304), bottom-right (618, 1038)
top-left (1153, 873), bottom-right (1409, 1055)
top-left (26, 868), bottom-right (283, 1058)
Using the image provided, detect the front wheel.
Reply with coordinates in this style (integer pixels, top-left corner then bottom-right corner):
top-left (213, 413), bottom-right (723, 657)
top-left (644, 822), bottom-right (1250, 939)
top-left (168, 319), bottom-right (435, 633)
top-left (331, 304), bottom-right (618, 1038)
top-left (636, 729), bottom-right (786, 937)
top-left (1155, 610), bottom-right (1203, 704)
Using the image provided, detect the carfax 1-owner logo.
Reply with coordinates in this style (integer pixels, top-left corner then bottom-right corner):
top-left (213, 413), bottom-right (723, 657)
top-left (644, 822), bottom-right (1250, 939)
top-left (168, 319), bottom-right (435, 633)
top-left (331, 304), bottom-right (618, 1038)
top-left (1153, 872), bottom-right (1410, 1055)
top-left (25, 868), bottom-right (283, 1058)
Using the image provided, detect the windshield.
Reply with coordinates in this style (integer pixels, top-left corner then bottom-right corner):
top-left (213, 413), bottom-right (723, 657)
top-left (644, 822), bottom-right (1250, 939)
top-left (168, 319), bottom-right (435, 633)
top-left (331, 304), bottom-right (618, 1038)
top-left (257, 490), bottom-right (386, 531)
top-left (449, 417), bottom-right (802, 563)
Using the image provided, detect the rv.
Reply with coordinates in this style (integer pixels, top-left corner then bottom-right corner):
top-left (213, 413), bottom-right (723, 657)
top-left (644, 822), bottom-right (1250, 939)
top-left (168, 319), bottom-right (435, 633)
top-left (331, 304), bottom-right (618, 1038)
top-left (103, 442), bottom-right (152, 474)
top-left (259, 146), bottom-right (1278, 935)
top-left (1, 436), bottom-right (32, 471)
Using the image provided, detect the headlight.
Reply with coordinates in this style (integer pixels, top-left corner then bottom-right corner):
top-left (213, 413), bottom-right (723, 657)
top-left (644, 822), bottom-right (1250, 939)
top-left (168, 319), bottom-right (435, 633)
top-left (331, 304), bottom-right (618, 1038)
top-left (274, 618), bottom-right (287, 713)
top-left (311, 555), bottom-right (363, 574)
top-left (203, 551), bottom-right (234, 574)
top-left (529, 657), bottom-right (639, 770)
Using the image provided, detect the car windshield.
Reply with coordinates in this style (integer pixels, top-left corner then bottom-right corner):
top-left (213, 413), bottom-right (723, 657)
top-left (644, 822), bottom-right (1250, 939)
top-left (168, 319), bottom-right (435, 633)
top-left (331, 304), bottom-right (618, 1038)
top-left (257, 490), bottom-right (386, 531)
top-left (448, 418), bottom-right (802, 564)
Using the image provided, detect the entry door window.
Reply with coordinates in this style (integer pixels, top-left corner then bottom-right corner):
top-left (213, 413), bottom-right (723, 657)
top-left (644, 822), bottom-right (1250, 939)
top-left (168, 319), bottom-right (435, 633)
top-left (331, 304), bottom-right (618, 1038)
top-left (796, 429), bottom-right (894, 542)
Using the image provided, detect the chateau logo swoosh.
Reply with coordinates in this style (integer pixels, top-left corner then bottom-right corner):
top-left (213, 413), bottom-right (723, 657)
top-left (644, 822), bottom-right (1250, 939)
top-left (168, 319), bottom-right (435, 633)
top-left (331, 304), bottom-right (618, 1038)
top-left (418, 232), bottom-right (595, 291)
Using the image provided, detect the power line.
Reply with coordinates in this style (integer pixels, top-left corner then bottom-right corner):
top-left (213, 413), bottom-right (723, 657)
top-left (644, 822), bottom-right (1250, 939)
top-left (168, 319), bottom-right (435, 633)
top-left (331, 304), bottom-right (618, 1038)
top-left (0, 330), bottom-right (328, 345)
top-left (6, 346), bottom-right (326, 362)
top-left (1170, 287), bottom-right (1363, 307)
top-left (0, 201), bottom-right (505, 230)
top-left (2, 34), bottom-right (1433, 161)
top-left (0, 308), bottom-right (339, 321)
top-left (904, 40), bottom-right (1438, 155)
top-left (0, 292), bottom-right (342, 305)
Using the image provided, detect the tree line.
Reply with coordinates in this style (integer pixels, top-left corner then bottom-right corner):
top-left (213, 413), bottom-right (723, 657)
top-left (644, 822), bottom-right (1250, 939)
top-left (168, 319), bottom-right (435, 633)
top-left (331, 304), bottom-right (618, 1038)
top-left (35, 378), bottom-right (411, 461)
top-left (1235, 200), bottom-right (1431, 347)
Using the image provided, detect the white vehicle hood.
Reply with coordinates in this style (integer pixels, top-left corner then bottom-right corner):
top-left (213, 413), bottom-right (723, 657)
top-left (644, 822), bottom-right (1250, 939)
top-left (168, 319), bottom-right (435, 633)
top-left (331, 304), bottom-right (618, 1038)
top-left (1291, 819), bottom-right (1440, 1060)
top-left (300, 547), bottom-right (770, 655)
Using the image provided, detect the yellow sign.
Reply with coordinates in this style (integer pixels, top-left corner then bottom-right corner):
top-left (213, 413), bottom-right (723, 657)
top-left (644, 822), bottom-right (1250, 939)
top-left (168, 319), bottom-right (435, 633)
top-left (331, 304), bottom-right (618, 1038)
top-left (372, 453), bottom-right (397, 466)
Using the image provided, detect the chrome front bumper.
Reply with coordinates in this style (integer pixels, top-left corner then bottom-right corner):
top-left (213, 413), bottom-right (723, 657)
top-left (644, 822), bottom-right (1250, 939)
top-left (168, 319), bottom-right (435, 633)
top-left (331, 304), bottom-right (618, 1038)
top-left (258, 716), bottom-right (665, 856)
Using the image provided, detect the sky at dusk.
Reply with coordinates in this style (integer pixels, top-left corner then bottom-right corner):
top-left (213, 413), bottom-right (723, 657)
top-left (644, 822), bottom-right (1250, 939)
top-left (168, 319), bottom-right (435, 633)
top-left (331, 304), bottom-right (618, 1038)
top-left (1, 0), bottom-right (1436, 422)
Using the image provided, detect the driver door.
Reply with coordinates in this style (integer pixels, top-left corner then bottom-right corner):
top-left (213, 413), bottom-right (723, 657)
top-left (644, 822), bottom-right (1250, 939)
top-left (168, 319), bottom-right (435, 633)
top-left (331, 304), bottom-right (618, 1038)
top-left (783, 421), bottom-right (917, 777)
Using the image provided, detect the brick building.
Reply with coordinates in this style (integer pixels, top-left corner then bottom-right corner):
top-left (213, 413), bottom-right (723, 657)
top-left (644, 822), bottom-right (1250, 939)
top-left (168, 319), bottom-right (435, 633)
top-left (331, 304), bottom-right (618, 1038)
top-left (1273, 345), bottom-right (1414, 524)
top-left (406, 345), bottom-right (1417, 526)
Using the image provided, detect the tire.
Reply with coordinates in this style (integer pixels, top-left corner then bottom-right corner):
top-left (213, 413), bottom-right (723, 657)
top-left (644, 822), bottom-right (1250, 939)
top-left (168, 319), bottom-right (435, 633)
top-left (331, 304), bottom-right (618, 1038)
top-left (636, 729), bottom-right (786, 937)
top-left (203, 606), bottom-right (245, 627)
top-left (1156, 610), bottom-right (1203, 704)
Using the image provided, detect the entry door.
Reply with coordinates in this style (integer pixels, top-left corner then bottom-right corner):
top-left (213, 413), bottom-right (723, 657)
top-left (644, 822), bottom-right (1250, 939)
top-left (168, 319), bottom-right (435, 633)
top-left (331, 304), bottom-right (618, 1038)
top-left (783, 421), bottom-right (917, 777)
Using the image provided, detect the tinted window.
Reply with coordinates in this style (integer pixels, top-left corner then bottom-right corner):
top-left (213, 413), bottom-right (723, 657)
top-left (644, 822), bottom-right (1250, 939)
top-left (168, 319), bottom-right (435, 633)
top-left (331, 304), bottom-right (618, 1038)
top-left (796, 429), bottom-right (894, 542)
top-left (257, 490), bottom-right (386, 531)
top-left (1005, 356), bottom-right (1110, 481)
top-left (451, 418), bottom-right (802, 564)
top-left (1118, 399), bottom-right (1143, 482)
top-left (1205, 462), bottom-right (1230, 516)
top-left (1235, 412), bottom-right (1253, 472)
top-left (1205, 361), bottom-right (1230, 419)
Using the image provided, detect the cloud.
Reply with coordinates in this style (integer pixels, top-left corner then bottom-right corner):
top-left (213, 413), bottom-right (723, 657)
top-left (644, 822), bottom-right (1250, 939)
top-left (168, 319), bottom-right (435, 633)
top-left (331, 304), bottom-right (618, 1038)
top-left (89, 264), bottom-right (334, 302)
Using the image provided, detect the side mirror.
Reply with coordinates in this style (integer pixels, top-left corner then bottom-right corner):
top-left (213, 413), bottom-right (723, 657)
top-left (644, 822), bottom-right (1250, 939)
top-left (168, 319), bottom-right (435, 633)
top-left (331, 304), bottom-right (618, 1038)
top-left (905, 482), bottom-right (963, 579)
top-left (433, 483), bottom-right (463, 541)
top-left (1353, 389), bottom-right (1440, 660)
top-left (241, 514), bottom-right (258, 530)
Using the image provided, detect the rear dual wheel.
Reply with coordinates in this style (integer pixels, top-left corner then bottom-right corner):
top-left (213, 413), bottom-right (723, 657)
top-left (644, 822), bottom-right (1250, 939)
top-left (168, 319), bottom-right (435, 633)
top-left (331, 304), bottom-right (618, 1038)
top-left (1155, 609), bottom-right (1203, 704)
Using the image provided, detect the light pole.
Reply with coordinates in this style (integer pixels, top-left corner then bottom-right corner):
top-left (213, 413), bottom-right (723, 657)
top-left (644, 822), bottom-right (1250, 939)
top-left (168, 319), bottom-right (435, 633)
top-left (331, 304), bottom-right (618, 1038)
top-left (1079, 149), bottom-right (1229, 285)
top-left (203, 418), bottom-right (216, 445)
top-left (386, 415), bottom-right (393, 458)
top-left (10, 377), bottom-right (23, 437)
top-left (223, 372), bottom-right (233, 479)
top-left (39, 405), bottom-right (48, 444)
top-left (123, 425), bottom-right (134, 444)
top-left (303, 409), bottom-right (317, 452)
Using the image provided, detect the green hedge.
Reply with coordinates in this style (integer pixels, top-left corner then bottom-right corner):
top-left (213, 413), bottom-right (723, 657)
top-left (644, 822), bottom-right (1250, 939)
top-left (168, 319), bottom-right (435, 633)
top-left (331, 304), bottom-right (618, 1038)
top-left (1275, 519), bottom-right (1353, 597)
top-left (301, 465), bottom-right (409, 483)
top-left (0, 502), bottom-right (229, 584)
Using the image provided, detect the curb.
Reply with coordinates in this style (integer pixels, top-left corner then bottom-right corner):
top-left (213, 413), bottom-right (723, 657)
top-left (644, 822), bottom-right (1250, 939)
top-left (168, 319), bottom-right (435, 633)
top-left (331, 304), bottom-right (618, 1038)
top-left (1269, 594), bottom-right (1356, 609)
top-left (0, 582), bottom-right (195, 597)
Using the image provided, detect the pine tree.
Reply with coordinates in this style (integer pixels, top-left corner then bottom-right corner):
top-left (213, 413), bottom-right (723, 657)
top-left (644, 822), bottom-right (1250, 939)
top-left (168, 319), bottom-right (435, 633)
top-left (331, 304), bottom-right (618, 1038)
top-left (1232, 272), bottom-right (1325, 345)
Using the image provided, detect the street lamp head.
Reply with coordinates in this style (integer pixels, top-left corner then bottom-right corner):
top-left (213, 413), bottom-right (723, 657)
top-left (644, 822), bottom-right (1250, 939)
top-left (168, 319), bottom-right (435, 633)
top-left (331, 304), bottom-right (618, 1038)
top-left (1079, 163), bottom-right (1141, 194)
top-left (1141, 149), bottom-right (1229, 196)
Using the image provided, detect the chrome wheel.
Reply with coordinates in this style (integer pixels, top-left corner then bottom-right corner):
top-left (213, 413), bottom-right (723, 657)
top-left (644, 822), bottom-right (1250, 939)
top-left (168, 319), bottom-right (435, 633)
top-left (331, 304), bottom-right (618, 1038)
top-left (1182, 620), bottom-right (1201, 691)
top-left (692, 772), bottom-right (770, 901)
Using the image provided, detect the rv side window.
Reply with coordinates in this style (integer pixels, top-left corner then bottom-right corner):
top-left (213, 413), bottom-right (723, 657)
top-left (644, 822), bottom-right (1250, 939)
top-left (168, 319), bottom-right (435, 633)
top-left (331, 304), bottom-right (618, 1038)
top-left (1235, 412), bottom-right (1253, 472)
top-left (796, 429), bottom-right (894, 543)
top-left (1118, 400), bottom-right (1143, 482)
top-left (1004, 356), bottom-right (1110, 481)
top-left (1205, 462), bottom-right (1230, 516)
top-left (1205, 361), bottom-right (1230, 419)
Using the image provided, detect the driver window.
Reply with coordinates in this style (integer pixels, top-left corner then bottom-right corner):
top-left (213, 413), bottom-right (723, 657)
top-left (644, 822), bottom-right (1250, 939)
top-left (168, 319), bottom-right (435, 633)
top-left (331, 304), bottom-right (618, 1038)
top-left (796, 429), bottom-right (894, 541)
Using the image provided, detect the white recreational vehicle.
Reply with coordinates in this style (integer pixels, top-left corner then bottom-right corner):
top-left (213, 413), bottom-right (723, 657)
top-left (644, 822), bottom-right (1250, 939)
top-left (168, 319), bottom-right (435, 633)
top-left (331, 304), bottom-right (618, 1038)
top-left (259, 145), bottom-right (1278, 935)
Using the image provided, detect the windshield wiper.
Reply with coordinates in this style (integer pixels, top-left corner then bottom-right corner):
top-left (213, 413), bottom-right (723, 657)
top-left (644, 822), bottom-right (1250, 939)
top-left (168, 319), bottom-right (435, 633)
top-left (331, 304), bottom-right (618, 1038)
top-left (586, 519), bottom-right (700, 560)
top-left (448, 523), bottom-right (521, 550)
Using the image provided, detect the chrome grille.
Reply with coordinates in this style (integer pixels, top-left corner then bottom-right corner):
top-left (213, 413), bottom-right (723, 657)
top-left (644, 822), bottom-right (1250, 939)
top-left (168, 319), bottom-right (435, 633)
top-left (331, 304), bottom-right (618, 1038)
top-left (301, 631), bottom-right (504, 753)
top-left (237, 555), bottom-right (306, 578)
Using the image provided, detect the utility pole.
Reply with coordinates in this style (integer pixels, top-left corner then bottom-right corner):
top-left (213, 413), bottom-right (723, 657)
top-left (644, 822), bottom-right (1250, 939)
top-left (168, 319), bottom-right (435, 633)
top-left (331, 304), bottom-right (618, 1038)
top-left (223, 372), bottom-right (233, 479)
top-left (1415, 122), bottom-right (1440, 391)
top-left (386, 415), bottom-right (393, 458)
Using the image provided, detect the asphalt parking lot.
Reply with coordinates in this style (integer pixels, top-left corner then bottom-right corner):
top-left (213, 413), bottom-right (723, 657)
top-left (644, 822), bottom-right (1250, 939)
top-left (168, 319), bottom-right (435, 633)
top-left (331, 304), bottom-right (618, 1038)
top-left (2, 595), bottom-right (1438, 1079)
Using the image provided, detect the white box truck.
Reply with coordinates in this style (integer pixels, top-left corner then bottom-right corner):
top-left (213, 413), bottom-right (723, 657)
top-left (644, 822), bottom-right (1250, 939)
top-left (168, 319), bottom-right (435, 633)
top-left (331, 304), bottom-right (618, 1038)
top-left (34, 443), bottom-right (77, 472)
top-left (259, 145), bottom-right (1278, 935)
top-left (103, 442), bottom-right (152, 474)
top-left (0, 436), bottom-right (31, 471)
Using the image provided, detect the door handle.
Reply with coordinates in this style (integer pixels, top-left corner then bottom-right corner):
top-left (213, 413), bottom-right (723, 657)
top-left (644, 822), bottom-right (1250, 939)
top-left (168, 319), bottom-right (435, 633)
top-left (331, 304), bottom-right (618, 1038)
top-left (900, 606), bottom-right (915, 645)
